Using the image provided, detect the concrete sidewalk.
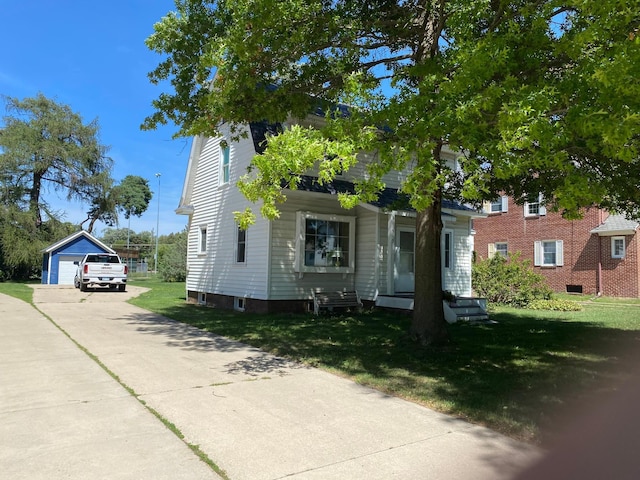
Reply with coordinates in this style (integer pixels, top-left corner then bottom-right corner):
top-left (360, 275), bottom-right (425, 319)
top-left (7, 285), bottom-right (541, 479)
top-left (0, 292), bottom-right (219, 480)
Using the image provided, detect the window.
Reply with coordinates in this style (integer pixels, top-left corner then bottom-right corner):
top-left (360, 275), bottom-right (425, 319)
top-left (611, 236), bottom-right (626, 259)
top-left (525, 194), bottom-right (546, 217)
top-left (199, 226), bottom-right (207, 254)
top-left (443, 230), bottom-right (453, 269)
top-left (295, 212), bottom-right (355, 273)
top-left (488, 196), bottom-right (508, 213)
top-left (236, 225), bottom-right (246, 263)
top-left (234, 297), bottom-right (245, 311)
top-left (489, 242), bottom-right (508, 258)
top-left (534, 240), bottom-right (564, 267)
top-left (220, 145), bottom-right (230, 184)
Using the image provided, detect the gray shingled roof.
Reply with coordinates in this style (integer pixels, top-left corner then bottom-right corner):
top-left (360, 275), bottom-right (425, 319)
top-left (590, 214), bottom-right (639, 236)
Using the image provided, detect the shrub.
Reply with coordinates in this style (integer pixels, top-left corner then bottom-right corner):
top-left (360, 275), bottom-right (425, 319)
top-left (527, 299), bottom-right (583, 311)
top-left (158, 229), bottom-right (187, 282)
top-left (472, 253), bottom-right (552, 307)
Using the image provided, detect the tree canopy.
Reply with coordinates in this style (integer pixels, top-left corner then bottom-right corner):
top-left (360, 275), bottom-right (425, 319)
top-left (0, 94), bottom-right (113, 279)
top-left (145, 0), bottom-right (640, 343)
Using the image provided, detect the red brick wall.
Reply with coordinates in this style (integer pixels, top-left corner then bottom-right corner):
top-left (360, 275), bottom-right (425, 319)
top-left (599, 233), bottom-right (640, 298)
top-left (473, 198), bottom-right (639, 297)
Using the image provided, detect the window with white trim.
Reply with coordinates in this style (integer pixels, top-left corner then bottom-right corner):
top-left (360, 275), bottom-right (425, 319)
top-left (489, 196), bottom-right (508, 213)
top-left (611, 236), bottom-right (625, 259)
top-left (525, 194), bottom-right (546, 217)
top-left (220, 145), bottom-right (230, 185)
top-left (489, 242), bottom-right (508, 258)
top-left (236, 225), bottom-right (247, 263)
top-left (443, 230), bottom-right (453, 269)
top-left (295, 212), bottom-right (355, 273)
top-left (534, 240), bottom-right (564, 267)
top-left (199, 226), bottom-right (208, 254)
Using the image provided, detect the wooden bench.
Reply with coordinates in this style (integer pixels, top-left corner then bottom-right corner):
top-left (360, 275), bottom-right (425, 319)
top-left (312, 290), bottom-right (362, 315)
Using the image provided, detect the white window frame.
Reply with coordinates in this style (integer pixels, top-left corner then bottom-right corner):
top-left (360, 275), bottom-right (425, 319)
top-left (443, 229), bottom-right (454, 270)
top-left (487, 196), bottom-right (508, 214)
top-left (295, 211), bottom-right (356, 274)
top-left (525, 193), bottom-right (546, 217)
top-left (611, 236), bottom-right (626, 259)
top-left (235, 224), bottom-right (247, 264)
top-left (489, 242), bottom-right (508, 258)
top-left (534, 240), bottom-right (564, 267)
top-left (198, 226), bottom-right (208, 254)
top-left (234, 297), bottom-right (245, 312)
top-left (220, 144), bottom-right (230, 185)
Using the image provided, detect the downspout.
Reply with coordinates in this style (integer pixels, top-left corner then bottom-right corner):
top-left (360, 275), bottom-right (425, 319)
top-left (596, 235), bottom-right (603, 296)
top-left (596, 209), bottom-right (603, 296)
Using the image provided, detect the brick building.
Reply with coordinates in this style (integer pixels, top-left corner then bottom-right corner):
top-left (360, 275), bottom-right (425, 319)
top-left (473, 196), bottom-right (640, 298)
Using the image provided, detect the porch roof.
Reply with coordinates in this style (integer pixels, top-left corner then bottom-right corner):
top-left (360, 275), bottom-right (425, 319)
top-left (292, 175), bottom-right (483, 217)
top-left (590, 214), bottom-right (639, 236)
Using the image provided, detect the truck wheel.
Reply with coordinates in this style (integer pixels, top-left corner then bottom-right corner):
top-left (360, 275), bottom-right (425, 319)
top-left (118, 284), bottom-right (126, 292)
top-left (80, 283), bottom-right (88, 292)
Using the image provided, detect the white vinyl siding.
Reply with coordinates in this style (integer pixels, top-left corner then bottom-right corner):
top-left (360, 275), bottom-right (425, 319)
top-left (442, 222), bottom-right (473, 297)
top-left (534, 240), bottom-right (564, 267)
top-left (611, 236), bottom-right (625, 259)
top-left (185, 128), bottom-right (270, 299)
top-left (267, 198), bottom-right (357, 300)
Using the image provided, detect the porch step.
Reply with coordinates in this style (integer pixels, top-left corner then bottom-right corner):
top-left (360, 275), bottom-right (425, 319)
top-left (444, 298), bottom-right (489, 324)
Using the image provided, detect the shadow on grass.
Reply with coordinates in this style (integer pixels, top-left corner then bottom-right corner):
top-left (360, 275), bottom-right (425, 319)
top-left (125, 299), bottom-right (640, 444)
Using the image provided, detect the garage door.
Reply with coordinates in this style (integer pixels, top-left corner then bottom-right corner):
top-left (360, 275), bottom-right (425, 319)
top-left (58, 256), bottom-right (84, 285)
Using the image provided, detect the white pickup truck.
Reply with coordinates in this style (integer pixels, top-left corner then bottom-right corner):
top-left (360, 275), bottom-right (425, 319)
top-left (74, 253), bottom-right (128, 292)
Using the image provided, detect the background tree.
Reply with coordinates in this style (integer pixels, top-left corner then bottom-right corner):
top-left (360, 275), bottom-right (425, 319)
top-left (0, 93), bottom-right (113, 280)
top-left (145, 1), bottom-right (640, 344)
top-left (0, 93), bottom-right (113, 226)
top-left (113, 175), bottom-right (153, 248)
top-left (157, 228), bottom-right (188, 282)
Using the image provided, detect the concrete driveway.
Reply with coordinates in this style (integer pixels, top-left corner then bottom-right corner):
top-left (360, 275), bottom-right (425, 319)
top-left (2, 285), bottom-right (542, 479)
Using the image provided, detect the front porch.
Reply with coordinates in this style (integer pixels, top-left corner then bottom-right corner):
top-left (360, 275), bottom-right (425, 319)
top-left (375, 295), bottom-right (489, 323)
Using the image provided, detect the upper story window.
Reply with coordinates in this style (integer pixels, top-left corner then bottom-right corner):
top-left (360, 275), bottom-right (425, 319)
top-left (487, 196), bottom-right (508, 214)
top-left (534, 240), bottom-right (564, 267)
top-left (611, 236), bottom-right (626, 259)
top-left (295, 212), bottom-right (356, 274)
top-left (220, 145), bottom-right (230, 185)
top-left (199, 226), bottom-right (208, 254)
top-left (525, 194), bottom-right (546, 217)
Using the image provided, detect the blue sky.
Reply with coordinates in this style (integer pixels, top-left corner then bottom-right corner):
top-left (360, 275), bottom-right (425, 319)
top-left (0, 0), bottom-right (189, 236)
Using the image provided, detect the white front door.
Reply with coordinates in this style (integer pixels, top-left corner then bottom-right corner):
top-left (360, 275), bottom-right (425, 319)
top-left (394, 228), bottom-right (415, 293)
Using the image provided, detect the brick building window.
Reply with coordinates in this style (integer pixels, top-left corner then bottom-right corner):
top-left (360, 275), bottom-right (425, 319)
top-left (488, 242), bottom-right (508, 258)
top-left (611, 236), bottom-right (625, 259)
top-left (534, 240), bottom-right (564, 267)
top-left (525, 194), bottom-right (546, 217)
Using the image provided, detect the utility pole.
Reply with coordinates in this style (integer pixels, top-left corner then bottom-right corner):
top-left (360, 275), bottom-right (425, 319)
top-left (155, 173), bottom-right (161, 273)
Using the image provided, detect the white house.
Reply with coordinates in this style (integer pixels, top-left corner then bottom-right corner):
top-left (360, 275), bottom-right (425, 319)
top-left (176, 113), bottom-right (486, 315)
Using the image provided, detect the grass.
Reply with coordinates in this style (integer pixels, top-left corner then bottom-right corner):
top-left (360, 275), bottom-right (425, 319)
top-left (127, 278), bottom-right (640, 446)
top-left (0, 281), bottom-right (35, 304)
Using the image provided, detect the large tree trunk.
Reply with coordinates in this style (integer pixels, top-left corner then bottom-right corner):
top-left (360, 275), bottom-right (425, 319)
top-left (411, 192), bottom-right (449, 345)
